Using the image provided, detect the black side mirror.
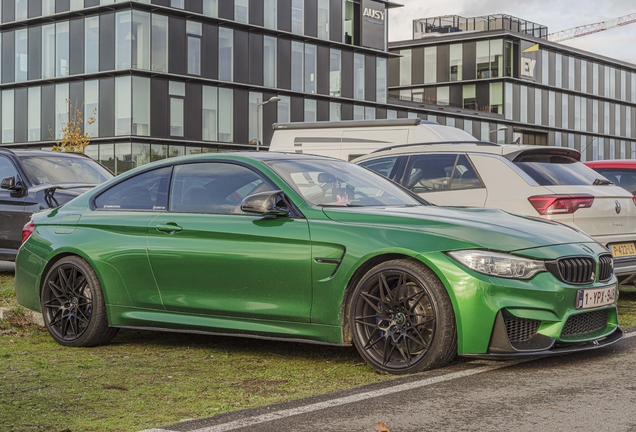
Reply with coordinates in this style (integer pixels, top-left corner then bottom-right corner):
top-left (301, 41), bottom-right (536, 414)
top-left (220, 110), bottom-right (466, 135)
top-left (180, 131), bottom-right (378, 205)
top-left (1, 176), bottom-right (22, 192)
top-left (241, 190), bottom-right (290, 217)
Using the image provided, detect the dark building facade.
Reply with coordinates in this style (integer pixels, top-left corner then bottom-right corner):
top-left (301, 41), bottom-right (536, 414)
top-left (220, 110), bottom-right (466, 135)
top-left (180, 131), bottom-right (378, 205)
top-left (388, 14), bottom-right (636, 161)
top-left (2, 6), bottom-right (635, 173)
top-left (0, 0), bottom-right (402, 173)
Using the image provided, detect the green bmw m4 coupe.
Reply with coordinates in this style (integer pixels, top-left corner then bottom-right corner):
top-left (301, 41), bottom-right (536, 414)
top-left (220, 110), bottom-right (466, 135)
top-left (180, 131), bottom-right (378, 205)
top-left (14, 152), bottom-right (622, 374)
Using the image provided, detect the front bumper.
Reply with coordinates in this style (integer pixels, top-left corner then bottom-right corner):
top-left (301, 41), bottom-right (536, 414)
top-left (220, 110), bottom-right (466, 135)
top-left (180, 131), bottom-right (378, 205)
top-left (612, 256), bottom-right (636, 284)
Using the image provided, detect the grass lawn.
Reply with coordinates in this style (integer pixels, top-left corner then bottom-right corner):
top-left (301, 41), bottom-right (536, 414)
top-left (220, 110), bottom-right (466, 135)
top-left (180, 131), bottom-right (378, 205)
top-left (1, 271), bottom-right (636, 431)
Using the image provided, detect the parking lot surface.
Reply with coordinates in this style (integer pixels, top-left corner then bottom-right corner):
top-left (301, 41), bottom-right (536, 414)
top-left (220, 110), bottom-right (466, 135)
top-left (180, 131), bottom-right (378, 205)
top-left (147, 331), bottom-right (636, 432)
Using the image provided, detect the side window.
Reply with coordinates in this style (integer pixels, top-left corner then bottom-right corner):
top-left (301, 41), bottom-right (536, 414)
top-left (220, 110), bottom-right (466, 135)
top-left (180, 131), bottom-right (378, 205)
top-left (0, 156), bottom-right (19, 181)
top-left (449, 155), bottom-right (484, 190)
top-left (169, 162), bottom-right (273, 214)
top-left (404, 154), bottom-right (457, 193)
top-left (403, 154), bottom-right (484, 193)
top-left (358, 156), bottom-right (399, 179)
top-left (95, 166), bottom-right (172, 211)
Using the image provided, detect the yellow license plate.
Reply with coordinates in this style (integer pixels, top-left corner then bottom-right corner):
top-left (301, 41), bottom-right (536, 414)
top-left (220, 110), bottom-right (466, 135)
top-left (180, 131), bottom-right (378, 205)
top-left (610, 242), bottom-right (636, 258)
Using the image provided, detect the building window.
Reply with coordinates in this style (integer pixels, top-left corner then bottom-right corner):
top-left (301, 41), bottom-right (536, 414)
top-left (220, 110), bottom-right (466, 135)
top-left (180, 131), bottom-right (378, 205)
top-left (56, 22), bottom-right (70, 77)
top-left (263, 0), bottom-right (277, 29)
top-left (218, 88), bottom-right (233, 142)
top-left (28, 87), bottom-right (41, 142)
top-left (203, 0), bottom-right (218, 17)
top-left (365, 107), bottom-right (376, 120)
top-left (278, 95), bottom-right (290, 123)
top-left (132, 76), bottom-right (150, 136)
top-left (305, 99), bottom-right (317, 122)
top-left (15, 29), bottom-right (27, 82)
top-left (292, 0), bottom-right (304, 35)
top-left (377, 57), bottom-right (387, 104)
top-left (541, 50), bottom-right (548, 85)
top-left (263, 36), bottom-right (277, 88)
top-left (504, 41), bottom-right (514, 77)
top-left (399, 49), bottom-right (411, 86)
top-left (43, 0), bottom-right (55, 15)
top-left (55, 84), bottom-right (69, 140)
top-left (317, 0), bottom-right (330, 40)
top-left (291, 41), bottom-right (304, 92)
top-left (592, 63), bottom-right (599, 95)
top-left (354, 105), bottom-right (364, 120)
top-left (132, 11), bottom-right (151, 70)
top-left (490, 40), bottom-right (502, 78)
top-left (592, 99), bottom-right (598, 133)
top-left (580, 97), bottom-right (587, 131)
top-left (249, 92), bottom-right (262, 145)
top-left (481, 122), bottom-right (489, 141)
top-left (305, 44), bottom-right (317, 94)
top-left (169, 81), bottom-right (185, 137)
top-left (354, 53), bottom-right (365, 100)
top-left (42, 24), bottom-right (55, 78)
top-left (115, 76), bottom-right (132, 136)
top-left (437, 87), bottom-right (449, 106)
top-left (604, 101), bottom-right (610, 134)
top-left (85, 80), bottom-right (99, 138)
top-left (520, 85), bottom-right (527, 123)
top-left (219, 28), bottom-right (234, 81)
top-left (504, 82), bottom-right (513, 120)
top-left (387, 109), bottom-right (397, 119)
top-left (2, 90), bottom-right (14, 143)
top-left (490, 83), bottom-right (503, 114)
top-left (476, 41), bottom-right (489, 79)
top-left (450, 44), bottom-right (462, 81)
top-left (85, 16), bottom-right (100, 73)
top-left (609, 66), bottom-right (616, 99)
top-left (568, 57), bottom-right (575, 90)
top-left (235, 0), bottom-right (248, 24)
top-left (424, 47), bottom-right (436, 84)
top-left (171, 0), bottom-right (184, 9)
top-left (187, 21), bottom-right (202, 75)
top-left (463, 119), bottom-right (472, 136)
top-left (116, 12), bottom-right (132, 69)
top-left (330, 49), bottom-right (341, 97)
top-left (574, 96), bottom-right (581, 130)
top-left (581, 60), bottom-right (587, 93)
top-left (16, 0), bottom-right (28, 21)
top-left (71, 0), bottom-right (83, 11)
top-left (330, 102), bottom-right (341, 121)
top-left (152, 14), bottom-right (169, 73)
top-left (202, 86), bottom-right (218, 141)
top-left (535, 88), bottom-right (542, 125)
top-left (548, 91), bottom-right (555, 127)
top-left (463, 84), bottom-right (476, 110)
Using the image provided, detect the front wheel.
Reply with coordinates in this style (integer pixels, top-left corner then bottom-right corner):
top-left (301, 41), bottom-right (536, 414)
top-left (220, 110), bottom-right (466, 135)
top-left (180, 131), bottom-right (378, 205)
top-left (41, 256), bottom-right (118, 347)
top-left (350, 259), bottom-right (457, 374)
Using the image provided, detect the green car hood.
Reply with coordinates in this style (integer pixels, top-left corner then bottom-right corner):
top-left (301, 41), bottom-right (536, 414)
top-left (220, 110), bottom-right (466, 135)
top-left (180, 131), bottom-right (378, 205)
top-left (321, 206), bottom-right (594, 253)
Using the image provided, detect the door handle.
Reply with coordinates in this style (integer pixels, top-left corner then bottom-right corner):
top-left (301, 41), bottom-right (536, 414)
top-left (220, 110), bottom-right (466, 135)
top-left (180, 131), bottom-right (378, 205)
top-left (155, 223), bottom-right (183, 234)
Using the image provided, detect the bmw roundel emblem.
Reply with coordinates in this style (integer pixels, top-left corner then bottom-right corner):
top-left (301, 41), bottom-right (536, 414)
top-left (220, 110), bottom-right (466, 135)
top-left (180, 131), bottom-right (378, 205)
top-left (615, 200), bottom-right (622, 214)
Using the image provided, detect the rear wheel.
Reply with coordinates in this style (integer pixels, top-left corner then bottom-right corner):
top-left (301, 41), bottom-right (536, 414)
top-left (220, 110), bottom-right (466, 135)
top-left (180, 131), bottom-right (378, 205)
top-left (350, 259), bottom-right (456, 374)
top-left (41, 256), bottom-right (118, 347)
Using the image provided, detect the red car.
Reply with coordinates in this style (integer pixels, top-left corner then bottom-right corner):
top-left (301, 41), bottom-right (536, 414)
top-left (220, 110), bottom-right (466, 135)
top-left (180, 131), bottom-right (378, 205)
top-left (584, 160), bottom-right (636, 194)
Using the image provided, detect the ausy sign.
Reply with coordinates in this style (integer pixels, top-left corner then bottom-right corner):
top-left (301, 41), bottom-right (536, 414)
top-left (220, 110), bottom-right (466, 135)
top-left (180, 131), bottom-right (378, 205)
top-left (361, 0), bottom-right (386, 50)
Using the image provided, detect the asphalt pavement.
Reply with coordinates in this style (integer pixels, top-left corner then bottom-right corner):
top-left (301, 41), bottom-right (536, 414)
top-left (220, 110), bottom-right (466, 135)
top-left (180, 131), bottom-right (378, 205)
top-left (146, 330), bottom-right (636, 432)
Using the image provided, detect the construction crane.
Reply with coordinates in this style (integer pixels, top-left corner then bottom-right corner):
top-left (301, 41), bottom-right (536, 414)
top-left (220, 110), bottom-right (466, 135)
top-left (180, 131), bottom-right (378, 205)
top-left (547, 12), bottom-right (636, 43)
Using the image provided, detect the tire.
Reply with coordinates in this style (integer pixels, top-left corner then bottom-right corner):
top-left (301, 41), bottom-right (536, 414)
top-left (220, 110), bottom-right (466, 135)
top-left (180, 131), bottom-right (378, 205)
top-left (349, 259), bottom-right (457, 374)
top-left (40, 256), bottom-right (118, 347)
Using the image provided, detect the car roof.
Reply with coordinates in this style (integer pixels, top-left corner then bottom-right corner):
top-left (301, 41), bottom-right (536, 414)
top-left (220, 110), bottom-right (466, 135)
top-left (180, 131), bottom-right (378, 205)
top-left (584, 160), bottom-right (636, 168)
top-left (0, 148), bottom-right (93, 159)
top-left (353, 142), bottom-right (581, 163)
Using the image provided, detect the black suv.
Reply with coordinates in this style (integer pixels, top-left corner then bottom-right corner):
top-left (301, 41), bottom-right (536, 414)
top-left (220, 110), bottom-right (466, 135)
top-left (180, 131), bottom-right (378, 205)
top-left (0, 148), bottom-right (113, 261)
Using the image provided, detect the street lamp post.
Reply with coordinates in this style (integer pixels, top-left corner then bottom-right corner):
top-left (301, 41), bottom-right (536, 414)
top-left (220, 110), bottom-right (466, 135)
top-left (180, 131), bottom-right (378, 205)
top-left (489, 126), bottom-right (508, 144)
top-left (256, 96), bottom-right (281, 151)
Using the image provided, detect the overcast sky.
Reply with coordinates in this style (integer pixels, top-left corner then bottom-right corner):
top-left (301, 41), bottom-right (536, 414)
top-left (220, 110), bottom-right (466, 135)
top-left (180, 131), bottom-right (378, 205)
top-left (388, 0), bottom-right (636, 65)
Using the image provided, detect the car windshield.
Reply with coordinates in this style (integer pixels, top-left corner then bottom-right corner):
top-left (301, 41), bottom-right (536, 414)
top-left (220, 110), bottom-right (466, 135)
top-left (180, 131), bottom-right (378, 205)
top-left (513, 154), bottom-right (606, 186)
top-left (267, 158), bottom-right (425, 207)
top-left (19, 155), bottom-right (113, 185)
top-left (592, 168), bottom-right (636, 193)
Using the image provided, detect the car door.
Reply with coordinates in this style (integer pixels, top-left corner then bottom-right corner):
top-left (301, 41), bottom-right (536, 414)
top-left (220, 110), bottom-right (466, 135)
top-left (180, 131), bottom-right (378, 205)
top-left (88, 166), bottom-right (174, 310)
top-left (147, 161), bottom-right (313, 322)
top-left (0, 155), bottom-right (27, 259)
top-left (400, 153), bottom-right (488, 207)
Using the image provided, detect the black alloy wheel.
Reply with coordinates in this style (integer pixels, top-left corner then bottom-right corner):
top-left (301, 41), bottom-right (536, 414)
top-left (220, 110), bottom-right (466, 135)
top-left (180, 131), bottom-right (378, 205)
top-left (41, 256), bottom-right (118, 347)
top-left (350, 259), bottom-right (456, 374)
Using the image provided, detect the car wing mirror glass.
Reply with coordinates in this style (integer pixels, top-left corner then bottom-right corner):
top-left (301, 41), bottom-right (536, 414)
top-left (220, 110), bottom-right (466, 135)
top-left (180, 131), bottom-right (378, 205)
top-left (241, 190), bottom-right (290, 217)
top-left (0, 176), bottom-right (22, 191)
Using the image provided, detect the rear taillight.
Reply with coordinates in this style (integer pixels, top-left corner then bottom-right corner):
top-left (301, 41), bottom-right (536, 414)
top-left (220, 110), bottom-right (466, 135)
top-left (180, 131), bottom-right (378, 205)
top-left (528, 195), bottom-right (594, 215)
top-left (22, 221), bottom-right (35, 243)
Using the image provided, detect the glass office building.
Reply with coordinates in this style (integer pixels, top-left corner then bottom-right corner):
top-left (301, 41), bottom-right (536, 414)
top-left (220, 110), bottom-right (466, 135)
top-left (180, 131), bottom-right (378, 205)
top-left (0, 0), bottom-right (399, 173)
top-left (388, 14), bottom-right (636, 160)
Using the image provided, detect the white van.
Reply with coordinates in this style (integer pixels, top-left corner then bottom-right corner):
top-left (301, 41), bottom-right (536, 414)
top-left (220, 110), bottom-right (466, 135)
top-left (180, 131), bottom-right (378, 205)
top-left (268, 118), bottom-right (477, 161)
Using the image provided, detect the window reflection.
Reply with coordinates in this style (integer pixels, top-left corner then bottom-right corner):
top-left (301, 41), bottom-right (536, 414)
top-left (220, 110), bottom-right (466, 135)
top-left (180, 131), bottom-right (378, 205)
top-left (187, 21), bottom-right (202, 76)
top-left (2, 90), bottom-right (15, 143)
top-left (132, 76), bottom-right (150, 136)
top-left (263, 36), bottom-right (277, 88)
top-left (115, 76), bottom-right (132, 135)
top-left (291, 41), bottom-right (304, 92)
top-left (219, 28), bottom-right (234, 81)
top-left (85, 16), bottom-right (100, 73)
top-left (55, 83), bottom-right (69, 140)
top-left (169, 82), bottom-right (185, 137)
top-left (85, 80), bottom-right (99, 138)
top-left (16, 0), bottom-right (28, 21)
top-left (354, 53), bottom-right (365, 100)
top-left (116, 12), bottom-right (132, 69)
top-left (304, 99), bottom-right (317, 122)
top-left (235, 0), bottom-right (248, 24)
top-left (132, 11), bottom-right (150, 70)
top-left (305, 45), bottom-right (317, 94)
top-left (317, 0), bottom-right (329, 39)
top-left (330, 49), bottom-right (341, 97)
top-left (15, 29), bottom-right (28, 82)
top-left (376, 57), bottom-right (387, 104)
top-left (203, 0), bottom-right (218, 17)
top-left (42, 25), bottom-right (56, 79)
top-left (28, 87), bottom-right (41, 142)
top-left (218, 88), bottom-right (233, 142)
top-left (278, 95), bottom-right (290, 123)
top-left (202, 86), bottom-right (218, 141)
top-left (56, 22), bottom-right (69, 77)
top-left (263, 0), bottom-right (277, 29)
top-left (292, 0), bottom-right (304, 34)
top-left (152, 14), bottom-right (169, 72)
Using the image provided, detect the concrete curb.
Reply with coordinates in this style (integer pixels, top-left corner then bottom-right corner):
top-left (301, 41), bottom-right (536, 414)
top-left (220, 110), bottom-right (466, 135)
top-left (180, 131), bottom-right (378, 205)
top-left (0, 307), bottom-right (45, 327)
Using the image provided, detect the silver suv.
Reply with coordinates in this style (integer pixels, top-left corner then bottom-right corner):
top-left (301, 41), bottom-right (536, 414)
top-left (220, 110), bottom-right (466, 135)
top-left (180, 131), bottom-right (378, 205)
top-left (355, 142), bottom-right (636, 284)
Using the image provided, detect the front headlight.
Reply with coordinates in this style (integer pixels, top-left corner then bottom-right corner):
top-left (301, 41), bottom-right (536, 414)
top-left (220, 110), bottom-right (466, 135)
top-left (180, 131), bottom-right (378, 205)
top-left (448, 250), bottom-right (546, 280)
